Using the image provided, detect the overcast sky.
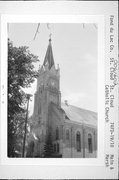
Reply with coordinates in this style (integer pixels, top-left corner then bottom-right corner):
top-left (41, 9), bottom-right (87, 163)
top-left (8, 23), bottom-right (97, 114)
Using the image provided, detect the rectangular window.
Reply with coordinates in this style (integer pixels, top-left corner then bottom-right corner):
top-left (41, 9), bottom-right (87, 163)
top-left (57, 143), bottom-right (59, 153)
top-left (54, 144), bottom-right (56, 152)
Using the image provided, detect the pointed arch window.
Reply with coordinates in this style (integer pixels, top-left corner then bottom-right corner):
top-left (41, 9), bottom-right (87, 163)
top-left (56, 127), bottom-right (59, 140)
top-left (66, 129), bottom-right (70, 140)
top-left (88, 133), bottom-right (93, 153)
top-left (76, 131), bottom-right (81, 152)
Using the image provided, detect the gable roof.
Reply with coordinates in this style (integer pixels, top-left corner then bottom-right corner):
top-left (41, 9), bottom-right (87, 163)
top-left (61, 103), bottom-right (97, 128)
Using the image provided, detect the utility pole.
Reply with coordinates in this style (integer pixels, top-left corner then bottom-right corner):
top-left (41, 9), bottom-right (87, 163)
top-left (82, 124), bottom-right (85, 158)
top-left (71, 127), bottom-right (73, 158)
top-left (22, 94), bottom-right (32, 157)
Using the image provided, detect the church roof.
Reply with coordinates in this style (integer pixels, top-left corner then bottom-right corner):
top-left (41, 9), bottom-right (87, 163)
top-left (61, 103), bottom-right (97, 128)
top-left (43, 38), bottom-right (55, 70)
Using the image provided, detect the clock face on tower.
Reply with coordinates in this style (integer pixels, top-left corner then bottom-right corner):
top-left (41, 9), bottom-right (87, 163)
top-left (48, 78), bottom-right (58, 90)
top-left (51, 80), bottom-right (55, 86)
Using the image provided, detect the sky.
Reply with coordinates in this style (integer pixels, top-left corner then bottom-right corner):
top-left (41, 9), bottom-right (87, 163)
top-left (8, 23), bottom-right (97, 115)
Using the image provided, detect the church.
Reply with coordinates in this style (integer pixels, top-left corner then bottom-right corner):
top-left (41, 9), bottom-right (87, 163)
top-left (26, 37), bottom-right (97, 158)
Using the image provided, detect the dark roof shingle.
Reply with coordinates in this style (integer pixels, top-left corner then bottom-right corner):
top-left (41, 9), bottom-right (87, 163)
top-left (61, 103), bottom-right (97, 127)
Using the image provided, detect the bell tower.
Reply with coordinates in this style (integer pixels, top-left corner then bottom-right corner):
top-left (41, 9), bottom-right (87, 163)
top-left (33, 37), bottom-right (61, 127)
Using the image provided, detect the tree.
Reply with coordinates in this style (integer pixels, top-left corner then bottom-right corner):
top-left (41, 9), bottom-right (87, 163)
top-left (26, 141), bottom-right (35, 157)
top-left (43, 132), bottom-right (54, 158)
top-left (8, 39), bottom-right (39, 157)
top-left (9, 112), bottom-right (27, 157)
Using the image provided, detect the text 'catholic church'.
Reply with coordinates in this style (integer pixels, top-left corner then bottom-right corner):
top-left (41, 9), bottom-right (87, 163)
top-left (27, 38), bottom-right (97, 158)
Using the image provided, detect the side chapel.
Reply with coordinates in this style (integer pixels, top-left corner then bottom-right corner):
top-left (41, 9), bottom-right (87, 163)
top-left (27, 38), bottom-right (97, 158)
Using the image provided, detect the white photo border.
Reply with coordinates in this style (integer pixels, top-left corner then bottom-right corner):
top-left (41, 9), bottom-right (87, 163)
top-left (0, 1), bottom-right (118, 179)
top-left (1, 14), bottom-right (104, 166)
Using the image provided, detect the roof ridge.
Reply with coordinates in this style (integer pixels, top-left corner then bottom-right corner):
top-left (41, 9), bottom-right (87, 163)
top-left (61, 102), bottom-right (97, 114)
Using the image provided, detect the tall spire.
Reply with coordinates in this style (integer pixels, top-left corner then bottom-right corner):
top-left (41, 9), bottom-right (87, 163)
top-left (43, 36), bottom-right (55, 70)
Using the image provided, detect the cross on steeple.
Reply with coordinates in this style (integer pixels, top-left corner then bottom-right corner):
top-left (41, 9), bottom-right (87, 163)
top-left (49, 33), bottom-right (52, 42)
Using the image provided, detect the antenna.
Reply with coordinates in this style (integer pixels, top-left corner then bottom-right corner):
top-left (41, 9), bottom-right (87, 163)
top-left (47, 23), bottom-right (52, 41)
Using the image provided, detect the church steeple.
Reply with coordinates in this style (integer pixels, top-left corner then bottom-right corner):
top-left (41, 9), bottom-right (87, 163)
top-left (43, 37), bottom-right (55, 70)
top-left (37, 37), bottom-right (60, 98)
top-left (33, 35), bottom-right (61, 127)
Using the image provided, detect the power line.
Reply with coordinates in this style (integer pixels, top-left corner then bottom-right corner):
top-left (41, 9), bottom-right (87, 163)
top-left (33, 23), bottom-right (52, 41)
top-left (33, 23), bottom-right (40, 40)
top-left (83, 23), bottom-right (97, 29)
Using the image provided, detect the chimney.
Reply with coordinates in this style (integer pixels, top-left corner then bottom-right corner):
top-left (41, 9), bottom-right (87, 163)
top-left (64, 100), bottom-right (68, 106)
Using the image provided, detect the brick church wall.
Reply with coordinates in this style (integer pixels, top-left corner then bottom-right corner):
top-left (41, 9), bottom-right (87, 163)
top-left (49, 105), bottom-right (97, 158)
